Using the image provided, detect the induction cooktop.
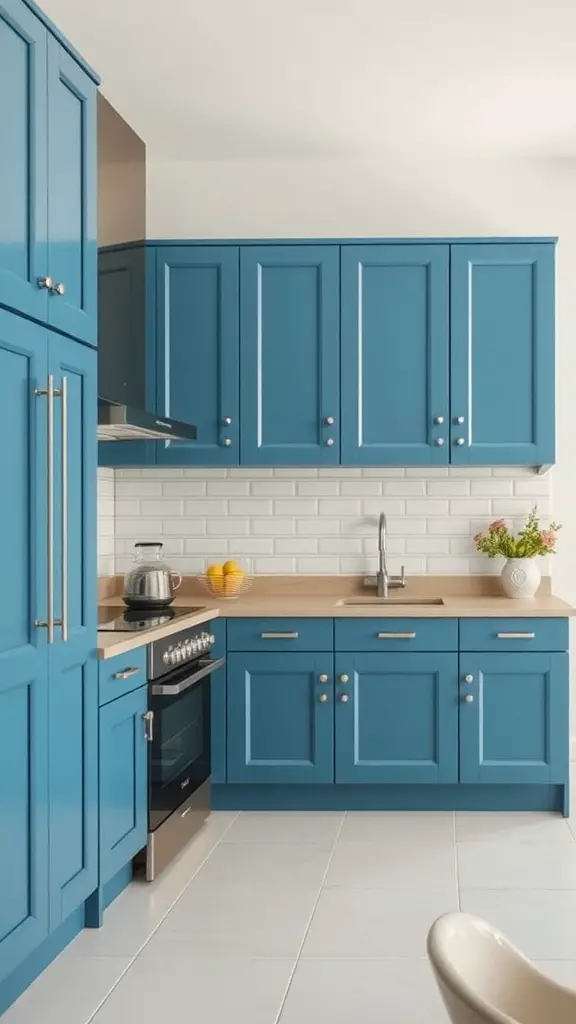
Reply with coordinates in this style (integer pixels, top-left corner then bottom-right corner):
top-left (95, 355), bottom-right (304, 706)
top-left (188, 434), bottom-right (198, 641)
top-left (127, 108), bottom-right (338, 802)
top-left (98, 605), bottom-right (206, 633)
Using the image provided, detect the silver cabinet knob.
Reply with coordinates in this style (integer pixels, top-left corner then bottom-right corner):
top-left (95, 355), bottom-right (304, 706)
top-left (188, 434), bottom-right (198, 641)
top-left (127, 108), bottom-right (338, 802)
top-left (434, 438), bottom-right (445, 446)
top-left (434, 415), bottom-right (444, 425)
top-left (340, 674), bottom-right (349, 683)
top-left (325, 438), bottom-right (334, 447)
top-left (324, 416), bottom-right (335, 425)
top-left (319, 673), bottom-right (328, 683)
top-left (455, 437), bottom-right (465, 446)
top-left (222, 416), bottom-right (232, 425)
top-left (455, 415), bottom-right (465, 425)
top-left (464, 694), bottom-right (474, 703)
top-left (38, 276), bottom-right (53, 290)
top-left (339, 694), bottom-right (349, 703)
top-left (464, 674), bottom-right (474, 683)
top-left (51, 282), bottom-right (65, 296)
top-left (222, 438), bottom-right (232, 447)
top-left (319, 693), bottom-right (328, 703)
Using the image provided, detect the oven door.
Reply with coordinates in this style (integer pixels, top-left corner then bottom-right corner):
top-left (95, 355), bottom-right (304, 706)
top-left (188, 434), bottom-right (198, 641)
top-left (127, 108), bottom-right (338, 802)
top-left (148, 656), bottom-right (224, 831)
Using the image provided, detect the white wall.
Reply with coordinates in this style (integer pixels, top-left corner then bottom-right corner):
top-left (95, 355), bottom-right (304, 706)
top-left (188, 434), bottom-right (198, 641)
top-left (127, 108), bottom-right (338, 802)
top-left (97, 468), bottom-right (115, 576)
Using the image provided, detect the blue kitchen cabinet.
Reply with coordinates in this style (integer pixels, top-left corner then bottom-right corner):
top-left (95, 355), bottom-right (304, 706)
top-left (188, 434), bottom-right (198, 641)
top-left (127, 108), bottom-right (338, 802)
top-left (155, 246), bottom-right (240, 465)
top-left (340, 244), bottom-right (450, 465)
top-left (47, 333), bottom-right (98, 925)
top-left (227, 652), bottom-right (334, 783)
top-left (240, 246), bottom-right (340, 465)
top-left (99, 687), bottom-right (148, 885)
top-left (450, 243), bottom-right (555, 466)
top-left (459, 652), bottom-right (569, 784)
top-left (334, 653), bottom-right (459, 783)
top-left (0, 309), bottom-right (49, 983)
top-left (210, 620), bottom-right (227, 784)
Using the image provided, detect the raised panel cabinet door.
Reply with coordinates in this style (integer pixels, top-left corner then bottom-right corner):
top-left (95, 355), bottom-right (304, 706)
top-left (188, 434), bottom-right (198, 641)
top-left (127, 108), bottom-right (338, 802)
top-left (341, 245), bottom-right (449, 465)
top-left (155, 246), bottom-right (239, 465)
top-left (334, 653), bottom-right (459, 783)
top-left (99, 687), bottom-right (148, 884)
top-left (0, 309), bottom-right (49, 981)
top-left (450, 243), bottom-right (555, 466)
top-left (227, 652), bottom-right (334, 783)
top-left (240, 246), bottom-right (340, 465)
top-left (459, 652), bottom-right (569, 784)
top-left (0, 0), bottom-right (48, 323)
top-left (47, 37), bottom-right (97, 346)
top-left (47, 332), bottom-right (98, 925)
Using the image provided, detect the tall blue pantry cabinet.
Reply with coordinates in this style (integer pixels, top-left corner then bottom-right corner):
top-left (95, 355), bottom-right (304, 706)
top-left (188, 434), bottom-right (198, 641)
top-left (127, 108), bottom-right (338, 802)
top-left (0, 0), bottom-right (99, 1008)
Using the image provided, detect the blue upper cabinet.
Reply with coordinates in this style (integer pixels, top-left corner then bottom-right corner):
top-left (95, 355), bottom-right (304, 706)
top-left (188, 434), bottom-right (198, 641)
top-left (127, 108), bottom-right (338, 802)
top-left (341, 245), bottom-right (449, 465)
top-left (0, 0), bottom-right (48, 324)
top-left (459, 652), bottom-right (568, 785)
top-left (240, 246), bottom-right (340, 465)
top-left (155, 246), bottom-right (240, 465)
top-left (46, 37), bottom-right (97, 346)
top-left (0, 309), bottom-right (49, 983)
top-left (450, 243), bottom-right (555, 467)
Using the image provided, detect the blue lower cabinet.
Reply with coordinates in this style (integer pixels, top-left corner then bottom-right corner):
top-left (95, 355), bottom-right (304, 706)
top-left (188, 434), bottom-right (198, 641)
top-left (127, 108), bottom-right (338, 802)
top-left (99, 687), bottom-right (148, 885)
top-left (335, 653), bottom-right (459, 784)
top-left (459, 652), bottom-right (569, 784)
top-left (210, 620), bottom-right (227, 784)
top-left (227, 652), bottom-right (334, 783)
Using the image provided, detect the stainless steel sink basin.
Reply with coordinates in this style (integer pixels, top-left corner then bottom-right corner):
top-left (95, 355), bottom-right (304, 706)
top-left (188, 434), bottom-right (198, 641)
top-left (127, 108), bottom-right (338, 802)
top-left (335, 597), bottom-right (445, 607)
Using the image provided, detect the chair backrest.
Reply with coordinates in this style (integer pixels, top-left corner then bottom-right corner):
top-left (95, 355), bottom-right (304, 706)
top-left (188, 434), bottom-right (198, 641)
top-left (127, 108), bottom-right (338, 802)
top-left (427, 912), bottom-right (576, 1024)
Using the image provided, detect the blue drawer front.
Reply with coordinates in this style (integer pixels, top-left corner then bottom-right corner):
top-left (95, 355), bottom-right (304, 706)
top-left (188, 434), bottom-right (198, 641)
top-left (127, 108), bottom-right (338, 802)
top-left (335, 618), bottom-right (458, 652)
top-left (98, 646), bottom-right (147, 706)
top-left (459, 618), bottom-right (568, 652)
top-left (226, 618), bottom-right (333, 652)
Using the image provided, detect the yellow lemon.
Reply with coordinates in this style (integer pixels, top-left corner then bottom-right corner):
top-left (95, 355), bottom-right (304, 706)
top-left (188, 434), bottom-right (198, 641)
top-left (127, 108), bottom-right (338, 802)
top-left (209, 577), bottom-right (225, 595)
top-left (206, 563), bottom-right (223, 577)
top-left (223, 560), bottom-right (241, 575)
top-left (223, 572), bottom-right (244, 596)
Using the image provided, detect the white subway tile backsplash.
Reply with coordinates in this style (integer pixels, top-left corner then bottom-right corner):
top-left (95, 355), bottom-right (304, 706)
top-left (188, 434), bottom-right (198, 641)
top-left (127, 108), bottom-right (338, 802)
top-left (102, 467), bottom-right (552, 576)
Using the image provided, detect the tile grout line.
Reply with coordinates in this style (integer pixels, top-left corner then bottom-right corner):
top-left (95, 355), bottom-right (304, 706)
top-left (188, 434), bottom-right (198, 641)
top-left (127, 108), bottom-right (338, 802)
top-left (273, 812), bottom-right (348, 1024)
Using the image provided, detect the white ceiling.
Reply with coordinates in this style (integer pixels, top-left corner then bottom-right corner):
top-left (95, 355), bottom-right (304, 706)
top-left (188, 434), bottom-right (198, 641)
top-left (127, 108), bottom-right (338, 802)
top-left (43, 0), bottom-right (576, 160)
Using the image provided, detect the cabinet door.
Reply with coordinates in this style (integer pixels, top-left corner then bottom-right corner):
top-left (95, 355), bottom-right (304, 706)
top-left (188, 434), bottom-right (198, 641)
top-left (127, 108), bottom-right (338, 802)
top-left (99, 688), bottom-right (148, 884)
top-left (335, 653), bottom-right (458, 783)
top-left (0, 310), bottom-right (49, 981)
top-left (47, 333), bottom-right (98, 925)
top-left (459, 652), bottom-right (568, 784)
top-left (0, 0), bottom-right (48, 323)
top-left (240, 246), bottom-right (340, 465)
top-left (450, 243), bottom-right (555, 466)
top-left (155, 246), bottom-right (239, 465)
top-left (227, 652), bottom-right (334, 783)
top-left (341, 245), bottom-right (449, 465)
top-left (47, 37), bottom-right (97, 346)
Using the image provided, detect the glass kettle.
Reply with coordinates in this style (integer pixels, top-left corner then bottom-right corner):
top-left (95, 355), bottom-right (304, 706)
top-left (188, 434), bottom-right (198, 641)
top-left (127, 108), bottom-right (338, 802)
top-left (123, 542), bottom-right (183, 609)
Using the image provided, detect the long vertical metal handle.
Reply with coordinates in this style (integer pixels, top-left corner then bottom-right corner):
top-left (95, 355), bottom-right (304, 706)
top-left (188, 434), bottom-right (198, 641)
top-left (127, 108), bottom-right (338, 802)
top-left (143, 711), bottom-right (154, 742)
top-left (60, 376), bottom-right (68, 642)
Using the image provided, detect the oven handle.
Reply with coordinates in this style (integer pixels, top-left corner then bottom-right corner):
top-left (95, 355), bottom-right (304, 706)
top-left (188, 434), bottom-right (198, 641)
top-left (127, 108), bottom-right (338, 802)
top-left (150, 656), bottom-right (225, 697)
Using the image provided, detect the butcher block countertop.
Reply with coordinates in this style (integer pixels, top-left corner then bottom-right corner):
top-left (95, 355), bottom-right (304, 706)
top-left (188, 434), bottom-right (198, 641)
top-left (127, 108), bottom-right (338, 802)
top-left (96, 574), bottom-right (574, 659)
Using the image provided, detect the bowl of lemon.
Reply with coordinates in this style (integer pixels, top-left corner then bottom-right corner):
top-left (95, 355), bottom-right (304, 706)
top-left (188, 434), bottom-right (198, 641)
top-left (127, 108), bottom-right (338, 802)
top-left (202, 560), bottom-right (251, 600)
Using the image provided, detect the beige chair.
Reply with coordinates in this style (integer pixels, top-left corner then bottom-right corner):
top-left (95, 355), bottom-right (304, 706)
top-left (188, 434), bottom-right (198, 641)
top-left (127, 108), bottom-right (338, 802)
top-left (427, 912), bottom-right (576, 1024)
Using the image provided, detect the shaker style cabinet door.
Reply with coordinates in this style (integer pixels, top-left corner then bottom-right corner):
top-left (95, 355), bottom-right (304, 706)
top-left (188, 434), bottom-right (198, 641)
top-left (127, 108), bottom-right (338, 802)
top-left (240, 246), bottom-right (340, 465)
top-left (155, 246), bottom-right (240, 465)
top-left (0, 0), bottom-right (48, 324)
top-left (227, 652), bottom-right (335, 783)
top-left (459, 652), bottom-right (568, 784)
top-left (340, 244), bottom-right (449, 465)
top-left (0, 309), bottom-right (49, 982)
top-left (46, 37), bottom-right (97, 346)
top-left (450, 243), bottom-right (555, 466)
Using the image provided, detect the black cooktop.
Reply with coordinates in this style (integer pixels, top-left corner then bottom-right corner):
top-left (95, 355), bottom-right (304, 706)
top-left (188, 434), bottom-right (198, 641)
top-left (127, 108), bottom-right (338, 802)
top-left (98, 605), bottom-right (206, 633)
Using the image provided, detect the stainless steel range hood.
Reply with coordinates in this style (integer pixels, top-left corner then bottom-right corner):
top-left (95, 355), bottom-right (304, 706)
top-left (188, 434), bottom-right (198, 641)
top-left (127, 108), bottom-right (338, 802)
top-left (97, 95), bottom-right (197, 443)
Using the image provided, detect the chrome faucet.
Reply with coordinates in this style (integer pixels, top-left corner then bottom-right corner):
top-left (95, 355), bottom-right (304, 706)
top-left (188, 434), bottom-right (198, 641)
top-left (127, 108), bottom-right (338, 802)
top-left (373, 512), bottom-right (406, 597)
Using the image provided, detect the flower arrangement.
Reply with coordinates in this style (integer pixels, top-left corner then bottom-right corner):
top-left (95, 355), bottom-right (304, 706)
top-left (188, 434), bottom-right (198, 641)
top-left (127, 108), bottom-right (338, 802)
top-left (474, 506), bottom-right (561, 559)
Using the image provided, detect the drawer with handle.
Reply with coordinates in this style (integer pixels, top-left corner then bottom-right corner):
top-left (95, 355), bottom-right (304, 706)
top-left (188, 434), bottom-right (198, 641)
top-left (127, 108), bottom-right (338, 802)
top-left (459, 618), bottom-right (569, 653)
top-left (226, 618), bottom-right (333, 651)
top-left (99, 645), bottom-right (148, 706)
top-left (335, 618), bottom-right (458, 652)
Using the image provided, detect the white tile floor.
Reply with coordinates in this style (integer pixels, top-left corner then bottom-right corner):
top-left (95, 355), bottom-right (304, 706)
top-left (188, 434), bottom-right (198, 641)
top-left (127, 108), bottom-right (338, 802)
top-left (6, 805), bottom-right (576, 1023)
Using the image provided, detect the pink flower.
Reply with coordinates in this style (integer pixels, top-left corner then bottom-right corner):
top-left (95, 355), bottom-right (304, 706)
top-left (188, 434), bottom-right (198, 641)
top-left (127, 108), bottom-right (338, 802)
top-left (488, 518), bottom-right (506, 532)
top-left (473, 532), bottom-right (482, 542)
top-left (540, 530), bottom-right (556, 550)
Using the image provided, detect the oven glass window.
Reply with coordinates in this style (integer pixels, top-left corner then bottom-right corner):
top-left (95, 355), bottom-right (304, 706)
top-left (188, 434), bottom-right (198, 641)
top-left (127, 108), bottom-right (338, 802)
top-left (152, 681), bottom-right (210, 788)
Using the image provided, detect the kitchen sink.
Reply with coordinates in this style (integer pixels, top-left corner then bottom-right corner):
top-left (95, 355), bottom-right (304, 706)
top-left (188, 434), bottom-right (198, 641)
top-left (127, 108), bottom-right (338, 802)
top-left (335, 597), bottom-right (445, 607)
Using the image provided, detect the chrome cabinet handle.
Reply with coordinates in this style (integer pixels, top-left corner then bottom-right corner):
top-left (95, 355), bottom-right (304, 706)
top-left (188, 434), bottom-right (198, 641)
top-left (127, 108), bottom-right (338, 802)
top-left (339, 694), bottom-right (349, 703)
top-left (181, 805), bottom-right (192, 818)
top-left (114, 667), bottom-right (142, 680)
top-left (143, 710), bottom-right (154, 741)
top-left (50, 282), bottom-right (65, 296)
top-left (377, 632), bottom-right (416, 639)
top-left (34, 376), bottom-right (59, 643)
top-left (319, 673), bottom-right (328, 683)
top-left (496, 632), bottom-right (535, 640)
top-left (434, 438), bottom-right (445, 446)
top-left (60, 376), bottom-right (68, 641)
top-left (261, 632), bottom-right (299, 639)
top-left (319, 693), bottom-right (328, 703)
top-left (324, 416), bottom-right (335, 425)
top-left (38, 276), bottom-right (53, 290)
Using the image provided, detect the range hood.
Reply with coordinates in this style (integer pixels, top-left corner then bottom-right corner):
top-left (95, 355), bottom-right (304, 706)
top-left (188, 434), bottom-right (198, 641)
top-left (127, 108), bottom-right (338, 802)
top-left (96, 95), bottom-right (197, 443)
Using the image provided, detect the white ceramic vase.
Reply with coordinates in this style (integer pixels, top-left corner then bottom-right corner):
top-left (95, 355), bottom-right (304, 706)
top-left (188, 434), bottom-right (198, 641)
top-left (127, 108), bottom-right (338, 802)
top-left (500, 557), bottom-right (541, 599)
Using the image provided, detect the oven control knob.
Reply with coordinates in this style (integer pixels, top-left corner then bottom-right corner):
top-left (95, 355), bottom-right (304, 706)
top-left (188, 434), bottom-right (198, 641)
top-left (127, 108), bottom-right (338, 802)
top-left (189, 638), bottom-right (200, 654)
top-left (208, 634), bottom-right (216, 646)
top-left (183, 643), bottom-right (193, 658)
top-left (173, 647), bottom-right (182, 663)
top-left (162, 650), bottom-right (171, 665)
